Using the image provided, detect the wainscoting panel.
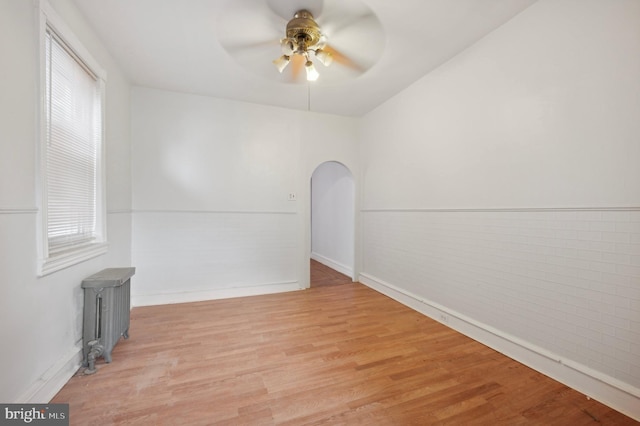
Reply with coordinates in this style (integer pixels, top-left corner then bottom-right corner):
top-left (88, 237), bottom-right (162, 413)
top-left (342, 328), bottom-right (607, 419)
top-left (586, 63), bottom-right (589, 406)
top-left (132, 210), bottom-right (300, 306)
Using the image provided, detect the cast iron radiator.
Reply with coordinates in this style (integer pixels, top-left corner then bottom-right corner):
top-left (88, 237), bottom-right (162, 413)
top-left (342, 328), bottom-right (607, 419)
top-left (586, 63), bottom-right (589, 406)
top-left (81, 267), bottom-right (135, 373)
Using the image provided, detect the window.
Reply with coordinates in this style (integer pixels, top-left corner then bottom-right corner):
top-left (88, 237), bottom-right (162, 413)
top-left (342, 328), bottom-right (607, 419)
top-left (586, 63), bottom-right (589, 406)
top-left (38, 2), bottom-right (107, 276)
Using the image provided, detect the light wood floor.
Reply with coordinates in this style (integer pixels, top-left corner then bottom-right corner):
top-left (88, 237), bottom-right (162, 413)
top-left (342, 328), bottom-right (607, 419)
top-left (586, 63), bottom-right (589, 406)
top-left (52, 261), bottom-right (636, 425)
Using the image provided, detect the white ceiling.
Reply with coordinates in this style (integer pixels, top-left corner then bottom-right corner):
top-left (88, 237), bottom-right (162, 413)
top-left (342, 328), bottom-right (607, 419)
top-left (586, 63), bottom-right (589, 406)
top-left (72, 0), bottom-right (537, 117)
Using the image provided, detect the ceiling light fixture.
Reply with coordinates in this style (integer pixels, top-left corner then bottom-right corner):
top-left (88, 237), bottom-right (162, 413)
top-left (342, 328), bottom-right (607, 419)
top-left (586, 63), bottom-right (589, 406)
top-left (273, 54), bottom-right (291, 72)
top-left (272, 10), bottom-right (333, 81)
top-left (305, 59), bottom-right (319, 81)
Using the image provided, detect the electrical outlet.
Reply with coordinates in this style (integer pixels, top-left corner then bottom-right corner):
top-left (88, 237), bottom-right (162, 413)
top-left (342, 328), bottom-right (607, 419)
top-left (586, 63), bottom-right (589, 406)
top-left (288, 193), bottom-right (297, 201)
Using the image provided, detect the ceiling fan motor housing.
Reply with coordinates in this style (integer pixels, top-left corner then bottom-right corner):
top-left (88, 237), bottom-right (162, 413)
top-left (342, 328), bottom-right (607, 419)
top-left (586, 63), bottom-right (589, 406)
top-left (286, 10), bottom-right (323, 48)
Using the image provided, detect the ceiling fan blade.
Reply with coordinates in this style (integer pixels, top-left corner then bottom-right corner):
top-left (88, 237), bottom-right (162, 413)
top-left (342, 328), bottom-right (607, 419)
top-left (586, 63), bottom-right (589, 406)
top-left (290, 54), bottom-right (306, 83)
top-left (320, 5), bottom-right (385, 76)
top-left (224, 39), bottom-right (279, 53)
top-left (321, 12), bottom-right (376, 39)
top-left (322, 45), bottom-right (364, 73)
top-left (217, 0), bottom-right (284, 53)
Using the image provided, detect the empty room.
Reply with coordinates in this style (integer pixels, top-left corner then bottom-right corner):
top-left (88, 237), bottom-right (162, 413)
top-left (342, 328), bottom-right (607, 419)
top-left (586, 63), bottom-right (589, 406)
top-left (1, 0), bottom-right (639, 424)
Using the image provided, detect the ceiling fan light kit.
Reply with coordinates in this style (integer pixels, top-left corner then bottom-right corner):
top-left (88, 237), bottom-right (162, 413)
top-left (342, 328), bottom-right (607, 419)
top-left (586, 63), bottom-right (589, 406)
top-left (272, 10), bottom-right (333, 81)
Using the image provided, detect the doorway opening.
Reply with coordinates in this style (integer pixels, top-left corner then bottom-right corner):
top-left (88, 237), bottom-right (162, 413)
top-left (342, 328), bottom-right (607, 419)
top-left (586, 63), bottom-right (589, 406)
top-left (309, 161), bottom-right (355, 287)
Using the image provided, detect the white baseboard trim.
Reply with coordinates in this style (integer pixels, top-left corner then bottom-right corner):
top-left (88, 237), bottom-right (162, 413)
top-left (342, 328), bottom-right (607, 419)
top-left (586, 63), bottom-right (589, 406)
top-left (18, 343), bottom-right (82, 403)
top-left (310, 252), bottom-right (354, 279)
top-left (132, 281), bottom-right (302, 307)
top-left (359, 272), bottom-right (640, 421)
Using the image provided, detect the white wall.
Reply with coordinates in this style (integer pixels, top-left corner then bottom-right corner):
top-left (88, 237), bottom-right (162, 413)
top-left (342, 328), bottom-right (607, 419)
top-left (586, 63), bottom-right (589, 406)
top-left (131, 87), bottom-right (359, 304)
top-left (311, 162), bottom-right (355, 277)
top-left (0, 0), bottom-right (132, 403)
top-left (360, 0), bottom-right (640, 419)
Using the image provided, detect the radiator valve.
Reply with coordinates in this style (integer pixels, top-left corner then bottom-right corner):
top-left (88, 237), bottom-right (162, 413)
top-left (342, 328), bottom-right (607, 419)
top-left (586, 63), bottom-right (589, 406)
top-left (85, 340), bottom-right (104, 375)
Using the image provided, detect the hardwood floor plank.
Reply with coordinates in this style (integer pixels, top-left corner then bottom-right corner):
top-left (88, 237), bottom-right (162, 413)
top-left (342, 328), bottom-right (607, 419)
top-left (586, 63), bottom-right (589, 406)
top-left (51, 260), bottom-right (636, 424)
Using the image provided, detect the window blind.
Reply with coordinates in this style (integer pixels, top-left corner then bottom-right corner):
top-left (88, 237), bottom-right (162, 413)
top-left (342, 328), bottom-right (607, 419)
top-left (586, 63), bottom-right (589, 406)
top-left (45, 27), bottom-right (102, 254)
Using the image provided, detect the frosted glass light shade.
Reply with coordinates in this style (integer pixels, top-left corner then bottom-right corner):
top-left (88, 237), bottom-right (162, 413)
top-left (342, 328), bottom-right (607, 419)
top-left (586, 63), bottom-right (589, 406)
top-left (280, 39), bottom-right (296, 56)
top-left (315, 49), bottom-right (333, 66)
top-left (273, 55), bottom-right (291, 73)
top-left (305, 60), bottom-right (319, 81)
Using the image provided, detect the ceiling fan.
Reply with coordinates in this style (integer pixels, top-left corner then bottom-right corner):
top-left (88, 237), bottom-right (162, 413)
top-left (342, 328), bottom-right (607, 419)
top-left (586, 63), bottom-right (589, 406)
top-left (273, 10), bottom-right (333, 82)
top-left (217, 0), bottom-right (385, 84)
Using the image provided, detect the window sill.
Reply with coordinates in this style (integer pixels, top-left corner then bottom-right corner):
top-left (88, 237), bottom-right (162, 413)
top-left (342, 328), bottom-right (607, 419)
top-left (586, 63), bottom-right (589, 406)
top-left (38, 242), bottom-right (108, 277)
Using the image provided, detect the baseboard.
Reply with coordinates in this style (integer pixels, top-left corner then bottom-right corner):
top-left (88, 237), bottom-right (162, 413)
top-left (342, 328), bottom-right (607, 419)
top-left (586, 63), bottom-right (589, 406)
top-left (17, 343), bottom-right (82, 403)
top-left (310, 252), bottom-right (353, 279)
top-left (132, 281), bottom-right (302, 307)
top-left (359, 273), bottom-right (640, 421)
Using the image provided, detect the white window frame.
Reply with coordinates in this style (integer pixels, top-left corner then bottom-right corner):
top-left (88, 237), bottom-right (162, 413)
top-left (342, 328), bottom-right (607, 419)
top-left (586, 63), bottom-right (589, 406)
top-left (37, 0), bottom-right (107, 276)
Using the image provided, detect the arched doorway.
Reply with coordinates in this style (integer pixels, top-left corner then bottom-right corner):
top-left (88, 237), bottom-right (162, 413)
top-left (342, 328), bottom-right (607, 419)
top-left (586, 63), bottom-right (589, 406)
top-left (310, 161), bottom-right (355, 285)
